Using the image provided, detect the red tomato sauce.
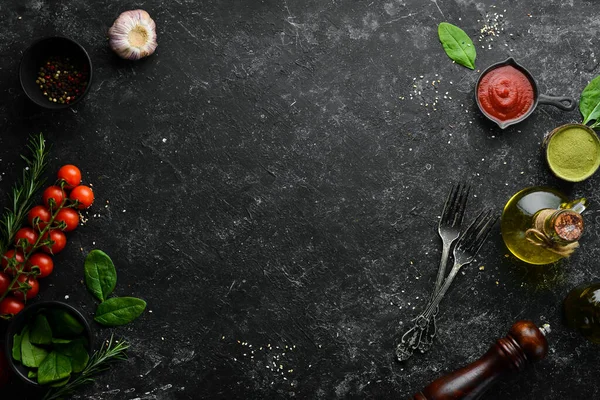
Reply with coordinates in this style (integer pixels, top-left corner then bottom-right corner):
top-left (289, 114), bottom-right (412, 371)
top-left (477, 65), bottom-right (535, 122)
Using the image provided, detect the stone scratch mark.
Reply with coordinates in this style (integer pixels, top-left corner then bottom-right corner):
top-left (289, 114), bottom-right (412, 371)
top-left (178, 21), bottom-right (199, 41)
top-left (384, 12), bottom-right (420, 25)
top-left (431, 0), bottom-right (445, 18)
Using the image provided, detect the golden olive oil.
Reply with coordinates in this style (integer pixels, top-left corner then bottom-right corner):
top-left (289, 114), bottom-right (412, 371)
top-left (501, 187), bottom-right (568, 264)
top-left (564, 283), bottom-right (600, 344)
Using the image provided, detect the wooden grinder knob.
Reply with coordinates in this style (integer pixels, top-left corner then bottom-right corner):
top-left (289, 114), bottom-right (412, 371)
top-left (413, 320), bottom-right (549, 400)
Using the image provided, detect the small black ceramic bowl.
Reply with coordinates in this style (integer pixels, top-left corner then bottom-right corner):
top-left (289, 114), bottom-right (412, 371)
top-left (4, 301), bottom-right (94, 386)
top-left (19, 36), bottom-right (93, 110)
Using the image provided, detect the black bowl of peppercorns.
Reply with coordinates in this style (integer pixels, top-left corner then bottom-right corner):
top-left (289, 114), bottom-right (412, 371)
top-left (20, 36), bottom-right (93, 110)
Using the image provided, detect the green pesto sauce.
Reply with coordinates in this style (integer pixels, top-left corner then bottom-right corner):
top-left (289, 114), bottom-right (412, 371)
top-left (547, 126), bottom-right (600, 181)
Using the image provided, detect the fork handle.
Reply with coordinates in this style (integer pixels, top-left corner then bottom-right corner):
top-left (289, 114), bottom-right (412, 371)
top-left (421, 262), bottom-right (462, 321)
top-left (433, 241), bottom-right (453, 296)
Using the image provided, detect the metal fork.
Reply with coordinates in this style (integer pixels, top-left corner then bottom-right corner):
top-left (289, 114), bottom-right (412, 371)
top-left (396, 208), bottom-right (497, 362)
top-left (419, 183), bottom-right (470, 352)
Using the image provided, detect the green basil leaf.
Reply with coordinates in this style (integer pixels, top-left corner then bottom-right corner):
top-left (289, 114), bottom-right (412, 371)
top-left (84, 249), bottom-right (117, 302)
top-left (30, 315), bottom-right (53, 345)
top-left (438, 22), bottom-right (476, 70)
top-left (95, 297), bottom-right (146, 326)
top-left (12, 332), bottom-right (22, 362)
top-left (580, 75), bottom-right (600, 125)
top-left (56, 341), bottom-right (89, 373)
top-left (21, 327), bottom-right (49, 368)
top-left (47, 309), bottom-right (84, 338)
top-left (37, 351), bottom-right (72, 385)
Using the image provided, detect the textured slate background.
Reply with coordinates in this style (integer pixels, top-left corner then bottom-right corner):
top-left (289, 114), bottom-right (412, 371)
top-left (1, 0), bottom-right (600, 399)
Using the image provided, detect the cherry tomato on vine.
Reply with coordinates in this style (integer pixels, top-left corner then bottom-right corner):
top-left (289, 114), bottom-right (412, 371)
top-left (42, 185), bottom-right (66, 209)
top-left (57, 164), bottom-right (82, 189)
top-left (69, 185), bottom-right (94, 209)
top-left (12, 275), bottom-right (39, 301)
top-left (14, 227), bottom-right (39, 252)
top-left (28, 205), bottom-right (51, 230)
top-left (54, 208), bottom-right (80, 232)
top-left (1, 250), bottom-right (25, 275)
top-left (0, 273), bottom-right (11, 293)
top-left (0, 297), bottom-right (24, 316)
top-left (27, 253), bottom-right (54, 278)
top-left (41, 230), bottom-right (67, 254)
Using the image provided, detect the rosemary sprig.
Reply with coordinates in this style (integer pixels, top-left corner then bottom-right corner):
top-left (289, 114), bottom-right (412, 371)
top-left (42, 335), bottom-right (130, 400)
top-left (0, 133), bottom-right (49, 255)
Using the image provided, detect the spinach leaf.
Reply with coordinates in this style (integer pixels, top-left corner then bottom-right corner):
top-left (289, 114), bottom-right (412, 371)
top-left (37, 351), bottom-right (72, 385)
top-left (52, 338), bottom-right (72, 344)
top-left (12, 332), bottom-right (22, 362)
top-left (47, 309), bottom-right (84, 338)
top-left (56, 341), bottom-right (89, 373)
top-left (84, 249), bottom-right (117, 302)
top-left (94, 297), bottom-right (146, 326)
top-left (50, 377), bottom-right (70, 387)
top-left (580, 75), bottom-right (600, 127)
top-left (21, 327), bottom-right (49, 368)
top-left (28, 371), bottom-right (38, 379)
top-left (30, 314), bottom-right (53, 345)
top-left (438, 22), bottom-right (476, 70)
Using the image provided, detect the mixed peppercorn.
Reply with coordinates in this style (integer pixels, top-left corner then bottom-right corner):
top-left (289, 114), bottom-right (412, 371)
top-left (35, 56), bottom-right (89, 104)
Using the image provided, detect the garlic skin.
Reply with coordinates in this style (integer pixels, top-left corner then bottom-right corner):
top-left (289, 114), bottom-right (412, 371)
top-left (108, 10), bottom-right (157, 60)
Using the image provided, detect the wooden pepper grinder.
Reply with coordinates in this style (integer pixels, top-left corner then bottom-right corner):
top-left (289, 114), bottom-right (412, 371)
top-left (413, 320), bottom-right (550, 400)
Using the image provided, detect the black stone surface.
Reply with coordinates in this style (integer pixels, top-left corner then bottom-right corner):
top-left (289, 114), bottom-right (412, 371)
top-left (0, 0), bottom-right (599, 399)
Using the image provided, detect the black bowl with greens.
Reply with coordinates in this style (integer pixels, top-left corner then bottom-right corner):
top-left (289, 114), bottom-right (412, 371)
top-left (4, 301), bottom-right (93, 387)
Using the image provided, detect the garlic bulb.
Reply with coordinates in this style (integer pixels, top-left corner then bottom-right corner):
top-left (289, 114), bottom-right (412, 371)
top-left (108, 10), bottom-right (157, 60)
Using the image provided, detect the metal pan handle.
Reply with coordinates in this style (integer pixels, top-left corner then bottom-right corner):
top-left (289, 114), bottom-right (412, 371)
top-left (538, 94), bottom-right (576, 111)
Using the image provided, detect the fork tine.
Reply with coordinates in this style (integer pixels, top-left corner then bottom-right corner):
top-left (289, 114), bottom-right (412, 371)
top-left (441, 183), bottom-right (460, 225)
top-left (451, 184), bottom-right (470, 227)
top-left (469, 211), bottom-right (498, 254)
top-left (456, 208), bottom-right (491, 249)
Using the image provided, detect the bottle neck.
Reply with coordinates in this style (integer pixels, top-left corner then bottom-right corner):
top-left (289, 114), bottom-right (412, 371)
top-left (533, 209), bottom-right (584, 244)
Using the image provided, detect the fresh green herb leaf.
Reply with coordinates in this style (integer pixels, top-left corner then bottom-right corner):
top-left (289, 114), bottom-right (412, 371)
top-left (12, 332), bottom-right (22, 362)
top-left (0, 133), bottom-right (49, 256)
top-left (56, 341), bottom-right (89, 373)
top-left (28, 370), bottom-right (38, 379)
top-left (37, 351), bottom-right (72, 385)
top-left (51, 338), bottom-right (72, 344)
top-left (47, 309), bottom-right (84, 338)
top-left (94, 297), bottom-right (146, 326)
top-left (30, 315), bottom-right (53, 345)
top-left (438, 22), bottom-right (476, 70)
top-left (21, 327), bottom-right (49, 368)
top-left (50, 377), bottom-right (71, 387)
top-left (580, 75), bottom-right (600, 127)
top-left (84, 249), bottom-right (117, 302)
top-left (42, 336), bottom-right (129, 400)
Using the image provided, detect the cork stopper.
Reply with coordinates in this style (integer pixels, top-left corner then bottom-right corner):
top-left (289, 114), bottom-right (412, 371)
top-left (552, 211), bottom-right (583, 241)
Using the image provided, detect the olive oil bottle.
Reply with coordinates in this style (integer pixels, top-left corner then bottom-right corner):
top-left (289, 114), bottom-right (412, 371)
top-left (500, 187), bottom-right (586, 265)
top-left (564, 283), bottom-right (600, 344)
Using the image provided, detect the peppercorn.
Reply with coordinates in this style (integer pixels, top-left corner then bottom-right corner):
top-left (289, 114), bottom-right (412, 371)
top-left (36, 56), bottom-right (88, 104)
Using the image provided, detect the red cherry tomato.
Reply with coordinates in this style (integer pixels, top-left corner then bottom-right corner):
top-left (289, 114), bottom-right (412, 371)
top-left (0, 273), bottom-right (11, 294)
top-left (54, 208), bottom-right (80, 232)
top-left (12, 275), bottom-right (39, 301)
top-left (14, 227), bottom-right (39, 252)
top-left (69, 185), bottom-right (94, 209)
top-left (42, 186), bottom-right (66, 209)
top-left (0, 297), bottom-right (24, 316)
top-left (1, 250), bottom-right (25, 275)
top-left (57, 164), bottom-right (82, 189)
top-left (41, 230), bottom-right (67, 254)
top-left (28, 205), bottom-right (51, 231)
top-left (27, 253), bottom-right (54, 278)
